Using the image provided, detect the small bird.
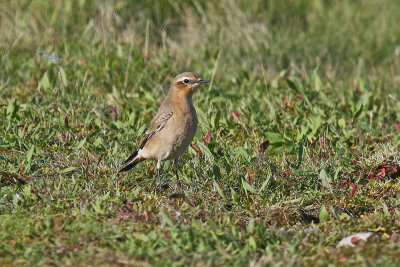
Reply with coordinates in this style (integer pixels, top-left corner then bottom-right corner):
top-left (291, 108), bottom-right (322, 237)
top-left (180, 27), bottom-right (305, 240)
top-left (119, 72), bottom-right (209, 190)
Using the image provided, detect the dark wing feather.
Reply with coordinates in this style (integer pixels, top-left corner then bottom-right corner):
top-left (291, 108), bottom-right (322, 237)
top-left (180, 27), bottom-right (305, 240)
top-left (138, 108), bottom-right (173, 149)
top-left (118, 108), bottom-right (173, 174)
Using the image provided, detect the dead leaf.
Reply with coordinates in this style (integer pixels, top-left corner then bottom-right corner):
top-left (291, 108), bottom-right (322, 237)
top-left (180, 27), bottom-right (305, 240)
top-left (337, 232), bottom-right (373, 247)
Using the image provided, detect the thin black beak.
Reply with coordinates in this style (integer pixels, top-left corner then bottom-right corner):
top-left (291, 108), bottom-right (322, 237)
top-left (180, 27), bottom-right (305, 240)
top-left (197, 79), bottom-right (210, 84)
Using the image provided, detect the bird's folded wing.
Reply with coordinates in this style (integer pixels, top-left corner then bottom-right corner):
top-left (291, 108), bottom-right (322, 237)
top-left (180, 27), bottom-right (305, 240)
top-left (138, 108), bottom-right (173, 149)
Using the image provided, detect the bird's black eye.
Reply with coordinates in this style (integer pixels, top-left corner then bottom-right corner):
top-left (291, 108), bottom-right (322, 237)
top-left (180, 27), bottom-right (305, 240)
top-left (183, 79), bottom-right (190, 84)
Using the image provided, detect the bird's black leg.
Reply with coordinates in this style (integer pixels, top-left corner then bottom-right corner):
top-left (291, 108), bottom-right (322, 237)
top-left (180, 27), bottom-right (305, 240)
top-left (174, 158), bottom-right (181, 188)
top-left (156, 158), bottom-right (162, 193)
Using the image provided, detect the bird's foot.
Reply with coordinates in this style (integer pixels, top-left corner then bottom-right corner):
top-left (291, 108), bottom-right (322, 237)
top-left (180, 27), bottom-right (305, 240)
top-left (169, 180), bottom-right (186, 199)
top-left (154, 179), bottom-right (170, 194)
top-left (176, 180), bottom-right (184, 190)
top-left (169, 192), bottom-right (185, 199)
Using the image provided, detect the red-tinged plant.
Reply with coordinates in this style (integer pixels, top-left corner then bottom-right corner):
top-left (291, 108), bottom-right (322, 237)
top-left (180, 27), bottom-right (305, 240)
top-left (319, 136), bottom-right (324, 152)
top-left (340, 180), bottom-right (356, 197)
top-left (191, 144), bottom-right (203, 156)
top-left (246, 169), bottom-right (252, 183)
top-left (379, 168), bottom-right (386, 178)
top-left (56, 132), bottom-right (64, 142)
top-left (259, 140), bottom-right (269, 153)
top-left (232, 111), bottom-right (240, 118)
top-left (204, 131), bottom-right (212, 146)
top-left (351, 187), bottom-right (356, 197)
top-left (351, 236), bottom-right (361, 245)
top-left (126, 204), bottom-right (133, 211)
top-left (64, 115), bottom-right (69, 128)
top-left (110, 107), bottom-right (118, 121)
top-left (395, 124), bottom-right (400, 131)
top-left (282, 170), bottom-right (290, 178)
top-left (367, 168), bottom-right (386, 180)
top-left (118, 208), bottom-right (130, 216)
top-left (83, 156), bottom-right (89, 166)
top-left (367, 163), bottom-right (399, 180)
top-left (163, 232), bottom-right (171, 241)
top-left (186, 198), bottom-right (197, 207)
top-left (148, 167), bottom-right (155, 174)
top-left (144, 212), bottom-right (149, 222)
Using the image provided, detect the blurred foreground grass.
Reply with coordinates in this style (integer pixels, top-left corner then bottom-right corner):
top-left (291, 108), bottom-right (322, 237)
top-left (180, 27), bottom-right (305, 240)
top-left (1, 0), bottom-right (400, 266)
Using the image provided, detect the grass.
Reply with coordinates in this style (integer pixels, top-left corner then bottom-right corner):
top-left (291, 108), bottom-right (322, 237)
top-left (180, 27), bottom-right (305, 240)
top-left (1, 0), bottom-right (400, 266)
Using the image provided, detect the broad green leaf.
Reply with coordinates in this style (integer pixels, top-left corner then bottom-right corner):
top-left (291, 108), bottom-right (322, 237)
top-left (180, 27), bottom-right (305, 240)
top-left (135, 233), bottom-right (149, 242)
top-left (319, 205), bottom-right (329, 222)
top-left (311, 116), bottom-right (323, 135)
top-left (59, 66), bottom-right (68, 87)
top-left (196, 141), bottom-right (214, 160)
top-left (101, 191), bottom-right (110, 201)
top-left (117, 44), bottom-right (124, 58)
top-left (93, 137), bottom-right (104, 147)
top-left (338, 118), bottom-right (346, 129)
top-left (234, 147), bottom-right (250, 160)
top-left (382, 203), bottom-right (390, 217)
top-left (214, 181), bottom-right (226, 200)
top-left (319, 166), bottom-right (332, 189)
top-left (242, 180), bottom-right (257, 194)
top-left (262, 132), bottom-right (285, 144)
top-left (353, 103), bottom-right (363, 119)
top-left (112, 142), bottom-right (119, 156)
top-left (76, 138), bottom-right (86, 150)
top-left (248, 236), bottom-right (257, 250)
top-left (6, 99), bottom-right (18, 119)
top-left (298, 125), bottom-right (309, 141)
top-left (38, 72), bottom-right (51, 91)
top-left (259, 176), bottom-right (271, 194)
top-left (92, 201), bottom-right (104, 215)
top-left (26, 145), bottom-right (35, 163)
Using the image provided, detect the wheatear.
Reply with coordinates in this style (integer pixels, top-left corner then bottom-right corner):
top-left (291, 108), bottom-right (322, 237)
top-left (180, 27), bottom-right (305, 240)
top-left (119, 72), bottom-right (209, 189)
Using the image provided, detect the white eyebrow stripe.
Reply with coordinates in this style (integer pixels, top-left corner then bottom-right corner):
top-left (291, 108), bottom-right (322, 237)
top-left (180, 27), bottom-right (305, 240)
top-left (179, 76), bottom-right (199, 84)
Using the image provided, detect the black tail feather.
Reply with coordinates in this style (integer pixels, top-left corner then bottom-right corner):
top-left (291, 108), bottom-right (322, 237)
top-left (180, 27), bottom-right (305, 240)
top-left (123, 150), bottom-right (138, 164)
top-left (119, 150), bottom-right (143, 173)
top-left (119, 160), bottom-right (140, 173)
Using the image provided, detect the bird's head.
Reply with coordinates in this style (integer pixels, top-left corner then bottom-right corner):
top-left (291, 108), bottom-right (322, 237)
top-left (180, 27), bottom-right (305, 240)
top-left (171, 72), bottom-right (209, 96)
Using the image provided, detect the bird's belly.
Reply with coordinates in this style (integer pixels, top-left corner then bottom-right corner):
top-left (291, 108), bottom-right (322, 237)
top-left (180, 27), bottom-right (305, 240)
top-left (164, 128), bottom-right (196, 159)
top-left (163, 122), bottom-right (197, 160)
top-left (142, 115), bottom-right (197, 160)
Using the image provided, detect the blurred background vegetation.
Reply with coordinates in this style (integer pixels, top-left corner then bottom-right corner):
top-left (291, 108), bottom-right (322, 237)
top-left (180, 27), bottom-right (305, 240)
top-left (1, 0), bottom-right (400, 89)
